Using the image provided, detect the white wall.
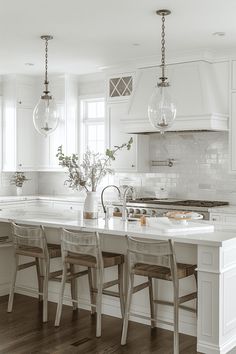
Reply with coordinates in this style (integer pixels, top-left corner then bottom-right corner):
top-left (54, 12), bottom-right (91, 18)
top-left (0, 172), bottom-right (39, 196)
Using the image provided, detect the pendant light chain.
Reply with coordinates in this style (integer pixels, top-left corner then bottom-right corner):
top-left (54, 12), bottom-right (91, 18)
top-left (40, 35), bottom-right (53, 97)
top-left (45, 38), bottom-right (49, 85)
top-left (161, 14), bottom-right (166, 81)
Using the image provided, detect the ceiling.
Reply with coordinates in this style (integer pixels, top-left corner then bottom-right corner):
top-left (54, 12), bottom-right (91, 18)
top-left (0, 0), bottom-right (235, 75)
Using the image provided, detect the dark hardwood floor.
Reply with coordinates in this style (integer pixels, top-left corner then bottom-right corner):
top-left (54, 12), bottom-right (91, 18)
top-left (0, 294), bottom-right (198, 354)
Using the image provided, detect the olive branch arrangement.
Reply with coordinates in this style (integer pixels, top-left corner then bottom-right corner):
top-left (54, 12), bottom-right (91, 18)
top-left (56, 137), bottom-right (133, 192)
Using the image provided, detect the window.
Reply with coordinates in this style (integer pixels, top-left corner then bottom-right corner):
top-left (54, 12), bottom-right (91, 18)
top-left (80, 97), bottom-right (105, 154)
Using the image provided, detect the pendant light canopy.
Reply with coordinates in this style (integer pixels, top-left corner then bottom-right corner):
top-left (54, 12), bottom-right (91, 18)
top-left (33, 35), bottom-right (59, 137)
top-left (148, 10), bottom-right (176, 134)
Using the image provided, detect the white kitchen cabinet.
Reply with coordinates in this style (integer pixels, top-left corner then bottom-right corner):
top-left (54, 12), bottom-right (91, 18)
top-left (230, 60), bottom-right (236, 172)
top-left (2, 75), bottom-right (38, 171)
top-left (210, 211), bottom-right (236, 227)
top-left (106, 101), bottom-right (149, 172)
top-left (53, 201), bottom-right (84, 212)
top-left (36, 75), bottom-right (78, 171)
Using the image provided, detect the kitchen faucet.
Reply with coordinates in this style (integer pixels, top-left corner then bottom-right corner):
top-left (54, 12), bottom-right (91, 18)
top-left (121, 186), bottom-right (135, 221)
top-left (101, 185), bottom-right (121, 221)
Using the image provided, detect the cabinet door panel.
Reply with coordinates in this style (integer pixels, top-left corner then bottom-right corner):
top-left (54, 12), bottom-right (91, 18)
top-left (231, 92), bottom-right (236, 171)
top-left (107, 103), bottom-right (137, 172)
top-left (49, 103), bottom-right (66, 169)
top-left (17, 108), bottom-right (37, 170)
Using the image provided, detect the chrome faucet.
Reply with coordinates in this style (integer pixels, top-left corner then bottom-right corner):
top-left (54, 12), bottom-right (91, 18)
top-left (121, 186), bottom-right (135, 221)
top-left (101, 185), bottom-right (121, 221)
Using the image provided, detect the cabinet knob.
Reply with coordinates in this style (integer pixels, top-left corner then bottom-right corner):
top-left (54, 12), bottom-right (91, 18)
top-left (131, 164), bottom-right (135, 168)
top-left (18, 101), bottom-right (22, 105)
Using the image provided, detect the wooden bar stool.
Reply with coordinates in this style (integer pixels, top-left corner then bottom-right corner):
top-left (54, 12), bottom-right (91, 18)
top-left (55, 228), bottom-right (125, 338)
top-left (121, 236), bottom-right (197, 354)
top-left (7, 222), bottom-right (62, 323)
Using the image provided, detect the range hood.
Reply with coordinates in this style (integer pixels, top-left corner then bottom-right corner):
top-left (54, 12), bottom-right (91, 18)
top-left (123, 60), bottom-right (229, 133)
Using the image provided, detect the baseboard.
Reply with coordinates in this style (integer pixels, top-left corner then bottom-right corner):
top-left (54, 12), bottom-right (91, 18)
top-left (197, 337), bottom-right (236, 354)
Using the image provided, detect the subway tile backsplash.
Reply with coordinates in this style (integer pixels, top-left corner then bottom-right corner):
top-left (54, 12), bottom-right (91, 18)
top-left (37, 131), bottom-right (236, 204)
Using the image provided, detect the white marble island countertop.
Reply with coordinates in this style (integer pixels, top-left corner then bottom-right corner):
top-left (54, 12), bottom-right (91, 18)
top-left (0, 204), bottom-right (235, 246)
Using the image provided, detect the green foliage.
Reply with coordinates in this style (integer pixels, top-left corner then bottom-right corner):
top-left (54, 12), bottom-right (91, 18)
top-left (57, 138), bottom-right (133, 192)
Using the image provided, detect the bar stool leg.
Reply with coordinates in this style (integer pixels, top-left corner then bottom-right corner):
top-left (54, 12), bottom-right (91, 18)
top-left (173, 283), bottom-right (179, 354)
top-left (88, 267), bottom-right (96, 315)
top-left (121, 273), bottom-right (134, 345)
top-left (42, 258), bottom-right (49, 323)
top-left (194, 271), bottom-right (198, 315)
top-left (36, 258), bottom-right (43, 302)
top-left (7, 254), bottom-right (19, 313)
top-left (148, 276), bottom-right (155, 329)
top-left (96, 268), bottom-right (103, 337)
top-left (55, 262), bottom-right (68, 326)
top-left (70, 264), bottom-right (77, 311)
top-left (118, 263), bottom-right (125, 318)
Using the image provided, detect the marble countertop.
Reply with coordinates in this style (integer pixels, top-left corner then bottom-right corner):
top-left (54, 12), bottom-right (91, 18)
top-left (0, 203), bottom-right (235, 246)
top-left (1, 195), bottom-right (236, 215)
top-left (0, 195), bottom-right (86, 203)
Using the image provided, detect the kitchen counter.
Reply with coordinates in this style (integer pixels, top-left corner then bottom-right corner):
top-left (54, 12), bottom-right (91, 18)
top-left (0, 208), bottom-right (236, 353)
top-left (0, 194), bottom-right (86, 203)
top-left (0, 207), bottom-right (233, 247)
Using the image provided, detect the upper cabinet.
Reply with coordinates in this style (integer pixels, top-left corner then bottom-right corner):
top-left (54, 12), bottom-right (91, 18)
top-left (106, 73), bottom-right (149, 172)
top-left (124, 61), bottom-right (229, 133)
top-left (230, 60), bottom-right (236, 173)
top-left (2, 75), bottom-right (38, 171)
top-left (106, 101), bottom-right (149, 172)
top-left (2, 74), bottom-right (78, 172)
top-left (35, 75), bottom-right (78, 171)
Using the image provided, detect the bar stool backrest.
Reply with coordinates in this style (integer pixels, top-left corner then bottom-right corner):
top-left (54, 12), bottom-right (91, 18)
top-left (61, 229), bottom-right (103, 267)
top-left (126, 236), bottom-right (178, 280)
top-left (11, 222), bottom-right (48, 257)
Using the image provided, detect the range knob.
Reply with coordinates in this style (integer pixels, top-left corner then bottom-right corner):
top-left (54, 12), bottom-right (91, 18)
top-left (129, 208), bottom-right (134, 214)
top-left (114, 207), bottom-right (120, 212)
top-left (141, 209), bottom-right (147, 214)
top-left (134, 208), bottom-right (140, 214)
top-left (151, 209), bottom-right (156, 216)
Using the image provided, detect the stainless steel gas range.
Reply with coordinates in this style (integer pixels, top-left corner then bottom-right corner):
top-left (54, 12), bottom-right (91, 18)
top-left (113, 198), bottom-right (229, 220)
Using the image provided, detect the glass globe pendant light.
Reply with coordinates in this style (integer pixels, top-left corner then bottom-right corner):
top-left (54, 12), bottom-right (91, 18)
top-left (33, 35), bottom-right (59, 137)
top-left (148, 10), bottom-right (176, 134)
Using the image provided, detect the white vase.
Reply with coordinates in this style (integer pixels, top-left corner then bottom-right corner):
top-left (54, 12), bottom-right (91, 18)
top-left (83, 191), bottom-right (98, 219)
top-left (16, 186), bottom-right (23, 196)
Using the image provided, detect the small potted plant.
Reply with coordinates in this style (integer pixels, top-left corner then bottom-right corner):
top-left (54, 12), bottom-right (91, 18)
top-left (10, 172), bottom-right (30, 196)
top-left (56, 138), bottom-right (133, 219)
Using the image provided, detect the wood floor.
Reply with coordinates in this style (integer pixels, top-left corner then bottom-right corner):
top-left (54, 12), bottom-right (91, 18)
top-left (0, 294), bottom-right (198, 354)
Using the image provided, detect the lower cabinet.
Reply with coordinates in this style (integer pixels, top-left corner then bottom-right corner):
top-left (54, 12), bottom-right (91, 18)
top-left (210, 211), bottom-right (236, 227)
top-left (106, 101), bottom-right (150, 172)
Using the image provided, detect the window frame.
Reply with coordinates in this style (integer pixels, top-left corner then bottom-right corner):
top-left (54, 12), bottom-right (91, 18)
top-left (79, 95), bottom-right (105, 156)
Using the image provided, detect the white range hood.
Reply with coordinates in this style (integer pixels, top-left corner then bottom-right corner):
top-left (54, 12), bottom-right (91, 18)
top-left (123, 60), bottom-right (229, 133)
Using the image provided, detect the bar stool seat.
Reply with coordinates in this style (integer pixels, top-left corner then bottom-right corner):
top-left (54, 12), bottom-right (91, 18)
top-left (16, 243), bottom-right (61, 259)
top-left (66, 251), bottom-right (124, 268)
top-left (134, 262), bottom-right (196, 280)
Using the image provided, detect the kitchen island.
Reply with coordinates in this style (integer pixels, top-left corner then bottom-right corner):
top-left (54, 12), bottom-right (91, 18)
top-left (0, 207), bottom-right (236, 354)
